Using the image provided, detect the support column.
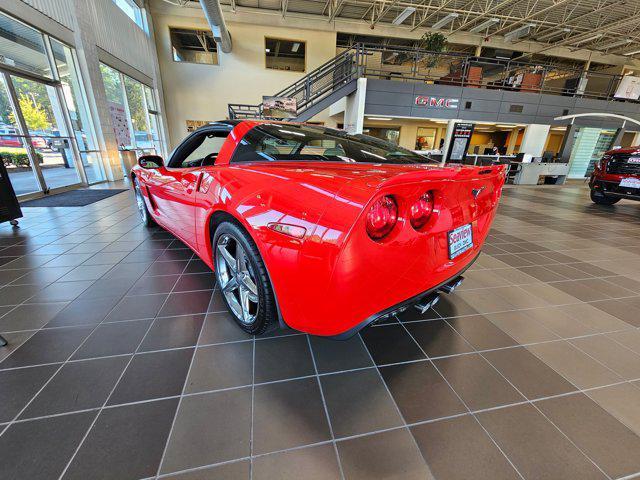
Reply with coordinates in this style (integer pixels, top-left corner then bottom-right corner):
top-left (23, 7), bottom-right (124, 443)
top-left (520, 124), bottom-right (551, 160)
top-left (343, 78), bottom-right (367, 134)
top-left (610, 127), bottom-right (626, 149)
top-left (70, 0), bottom-right (123, 181)
top-left (506, 127), bottom-right (520, 155)
top-left (558, 123), bottom-right (578, 163)
top-left (441, 119), bottom-right (461, 164)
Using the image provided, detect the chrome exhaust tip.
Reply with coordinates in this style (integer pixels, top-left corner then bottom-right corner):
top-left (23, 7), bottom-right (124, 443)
top-left (439, 276), bottom-right (464, 294)
top-left (414, 293), bottom-right (440, 314)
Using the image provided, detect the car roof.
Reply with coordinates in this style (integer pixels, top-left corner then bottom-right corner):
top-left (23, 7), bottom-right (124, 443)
top-left (605, 146), bottom-right (640, 155)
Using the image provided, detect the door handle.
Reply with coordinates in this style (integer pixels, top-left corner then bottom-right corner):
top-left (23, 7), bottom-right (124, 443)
top-left (186, 173), bottom-right (204, 195)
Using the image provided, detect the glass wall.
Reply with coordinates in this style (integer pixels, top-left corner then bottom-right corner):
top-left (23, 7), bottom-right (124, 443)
top-left (0, 11), bottom-right (106, 194)
top-left (51, 39), bottom-right (104, 184)
top-left (100, 62), bottom-right (165, 163)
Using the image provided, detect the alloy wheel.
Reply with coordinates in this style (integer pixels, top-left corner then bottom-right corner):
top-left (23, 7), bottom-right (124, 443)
top-left (215, 233), bottom-right (259, 324)
top-left (134, 179), bottom-right (148, 223)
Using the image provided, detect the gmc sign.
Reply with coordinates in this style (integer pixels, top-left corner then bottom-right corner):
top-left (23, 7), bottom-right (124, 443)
top-left (415, 96), bottom-right (459, 108)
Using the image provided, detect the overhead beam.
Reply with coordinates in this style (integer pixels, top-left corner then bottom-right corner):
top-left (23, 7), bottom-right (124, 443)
top-left (451, 0), bottom-right (521, 34)
top-left (491, 0), bottom-right (574, 37)
top-left (411, 0), bottom-right (458, 31)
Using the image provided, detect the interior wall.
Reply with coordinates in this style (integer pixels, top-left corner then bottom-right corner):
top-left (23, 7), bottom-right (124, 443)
top-left (363, 118), bottom-right (448, 150)
top-left (544, 132), bottom-right (565, 154)
top-left (151, 3), bottom-right (338, 147)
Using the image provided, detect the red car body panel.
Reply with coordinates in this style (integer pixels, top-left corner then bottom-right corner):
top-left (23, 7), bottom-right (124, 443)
top-left (590, 147), bottom-right (640, 201)
top-left (133, 121), bottom-right (506, 336)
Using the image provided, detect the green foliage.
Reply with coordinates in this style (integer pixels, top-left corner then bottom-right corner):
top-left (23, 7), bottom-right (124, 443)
top-left (11, 94), bottom-right (51, 131)
top-left (420, 32), bottom-right (448, 53)
top-left (0, 147), bottom-right (43, 168)
top-left (419, 32), bottom-right (448, 68)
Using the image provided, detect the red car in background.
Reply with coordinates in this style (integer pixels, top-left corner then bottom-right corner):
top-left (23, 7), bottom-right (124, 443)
top-left (132, 121), bottom-right (506, 337)
top-left (590, 147), bottom-right (640, 205)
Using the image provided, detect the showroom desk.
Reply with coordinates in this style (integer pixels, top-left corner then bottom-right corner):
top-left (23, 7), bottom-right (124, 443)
top-left (513, 162), bottom-right (570, 185)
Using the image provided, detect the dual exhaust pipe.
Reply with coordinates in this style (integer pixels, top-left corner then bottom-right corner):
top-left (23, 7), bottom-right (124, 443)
top-left (414, 276), bottom-right (464, 313)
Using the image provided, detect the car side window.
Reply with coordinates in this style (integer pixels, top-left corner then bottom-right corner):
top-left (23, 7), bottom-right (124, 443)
top-left (169, 130), bottom-right (230, 168)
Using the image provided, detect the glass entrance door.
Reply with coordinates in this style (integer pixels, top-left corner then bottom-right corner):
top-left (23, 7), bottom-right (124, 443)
top-left (10, 74), bottom-right (83, 192)
top-left (0, 75), bottom-right (42, 196)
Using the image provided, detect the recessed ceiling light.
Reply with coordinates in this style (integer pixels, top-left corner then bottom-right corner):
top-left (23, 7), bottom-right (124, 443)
top-left (432, 13), bottom-right (459, 30)
top-left (469, 18), bottom-right (499, 34)
top-left (392, 7), bottom-right (416, 25)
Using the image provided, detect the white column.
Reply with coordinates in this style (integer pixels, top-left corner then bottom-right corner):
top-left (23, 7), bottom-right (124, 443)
top-left (440, 119), bottom-right (461, 163)
top-left (343, 78), bottom-right (367, 134)
top-left (71, 0), bottom-right (124, 181)
top-left (520, 124), bottom-right (551, 160)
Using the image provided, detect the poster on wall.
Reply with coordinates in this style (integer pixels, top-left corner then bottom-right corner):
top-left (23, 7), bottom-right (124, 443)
top-left (614, 75), bottom-right (640, 100)
top-left (262, 96), bottom-right (297, 119)
top-left (108, 102), bottom-right (131, 148)
top-left (186, 120), bottom-right (214, 132)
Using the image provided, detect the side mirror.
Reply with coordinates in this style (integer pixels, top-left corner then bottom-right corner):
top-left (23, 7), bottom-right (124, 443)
top-left (138, 155), bottom-right (164, 169)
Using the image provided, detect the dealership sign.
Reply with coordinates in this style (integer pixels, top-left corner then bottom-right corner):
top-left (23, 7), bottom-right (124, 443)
top-left (415, 96), bottom-right (458, 109)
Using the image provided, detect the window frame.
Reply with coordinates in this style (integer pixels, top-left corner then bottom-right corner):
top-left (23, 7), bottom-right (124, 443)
top-left (167, 125), bottom-right (232, 169)
top-left (169, 26), bottom-right (219, 65)
top-left (264, 37), bottom-right (307, 73)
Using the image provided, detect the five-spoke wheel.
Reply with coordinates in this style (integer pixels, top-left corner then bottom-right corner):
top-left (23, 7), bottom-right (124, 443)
top-left (216, 233), bottom-right (259, 324)
top-left (213, 221), bottom-right (276, 334)
top-left (133, 177), bottom-right (155, 227)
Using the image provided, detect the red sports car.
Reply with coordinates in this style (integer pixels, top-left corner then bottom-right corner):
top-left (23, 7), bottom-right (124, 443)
top-left (131, 121), bottom-right (506, 337)
top-left (590, 147), bottom-right (640, 205)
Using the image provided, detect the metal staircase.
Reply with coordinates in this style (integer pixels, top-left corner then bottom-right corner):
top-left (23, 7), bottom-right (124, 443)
top-left (228, 45), bottom-right (365, 122)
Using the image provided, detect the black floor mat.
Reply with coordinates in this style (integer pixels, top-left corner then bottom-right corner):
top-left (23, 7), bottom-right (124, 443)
top-left (20, 189), bottom-right (127, 207)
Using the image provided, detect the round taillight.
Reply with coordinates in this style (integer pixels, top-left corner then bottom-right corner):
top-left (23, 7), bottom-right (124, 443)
top-left (410, 192), bottom-right (434, 230)
top-left (366, 195), bottom-right (398, 240)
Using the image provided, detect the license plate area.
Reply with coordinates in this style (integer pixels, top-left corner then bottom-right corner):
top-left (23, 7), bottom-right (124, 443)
top-left (620, 177), bottom-right (640, 189)
top-left (448, 223), bottom-right (473, 260)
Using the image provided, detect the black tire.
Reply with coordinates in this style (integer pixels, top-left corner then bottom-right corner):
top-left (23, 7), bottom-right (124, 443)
top-left (133, 176), bottom-right (156, 227)
top-left (590, 189), bottom-right (620, 205)
top-left (213, 221), bottom-right (277, 335)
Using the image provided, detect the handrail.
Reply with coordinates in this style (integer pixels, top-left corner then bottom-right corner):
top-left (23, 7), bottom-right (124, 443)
top-left (229, 42), bottom-right (635, 121)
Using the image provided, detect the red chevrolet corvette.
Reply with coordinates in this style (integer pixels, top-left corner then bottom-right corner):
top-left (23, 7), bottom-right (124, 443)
top-left (131, 121), bottom-right (506, 337)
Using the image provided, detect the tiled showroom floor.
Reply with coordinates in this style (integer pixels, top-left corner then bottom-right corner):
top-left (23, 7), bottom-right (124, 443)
top-left (3, 183), bottom-right (640, 480)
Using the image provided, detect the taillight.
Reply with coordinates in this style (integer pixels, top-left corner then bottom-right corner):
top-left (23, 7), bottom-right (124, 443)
top-left (366, 195), bottom-right (398, 240)
top-left (410, 192), bottom-right (434, 230)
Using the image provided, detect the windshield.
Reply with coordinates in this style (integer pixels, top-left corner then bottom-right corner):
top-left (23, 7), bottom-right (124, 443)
top-left (231, 123), bottom-right (437, 164)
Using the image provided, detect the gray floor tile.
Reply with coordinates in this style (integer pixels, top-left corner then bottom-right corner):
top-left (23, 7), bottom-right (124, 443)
top-left (0, 364), bottom-right (58, 422)
top-left (253, 377), bottom-right (331, 455)
top-left (160, 388), bottom-right (251, 474)
top-left (20, 356), bottom-right (130, 419)
top-left (71, 319), bottom-right (153, 360)
top-left (321, 368), bottom-right (403, 438)
top-left (411, 415), bottom-right (520, 480)
top-left (186, 341), bottom-right (253, 393)
top-left (309, 335), bottom-right (373, 374)
top-left (380, 361), bottom-right (467, 423)
top-left (537, 393), bottom-right (640, 478)
top-left (0, 411), bottom-right (97, 480)
top-left (434, 354), bottom-right (525, 411)
top-left (0, 326), bottom-right (94, 368)
top-left (337, 428), bottom-right (434, 480)
top-left (477, 403), bottom-right (607, 480)
top-left (253, 444), bottom-right (341, 480)
top-left (139, 314), bottom-right (204, 351)
top-left (107, 348), bottom-right (194, 405)
top-left (254, 335), bottom-right (315, 383)
top-left (63, 398), bottom-right (178, 480)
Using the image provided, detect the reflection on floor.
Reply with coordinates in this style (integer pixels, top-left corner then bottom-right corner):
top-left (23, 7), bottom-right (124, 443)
top-left (2, 184), bottom-right (640, 479)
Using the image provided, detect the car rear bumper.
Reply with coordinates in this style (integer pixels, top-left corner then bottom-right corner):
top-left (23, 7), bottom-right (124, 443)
top-left (327, 252), bottom-right (480, 339)
top-left (591, 179), bottom-right (640, 201)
